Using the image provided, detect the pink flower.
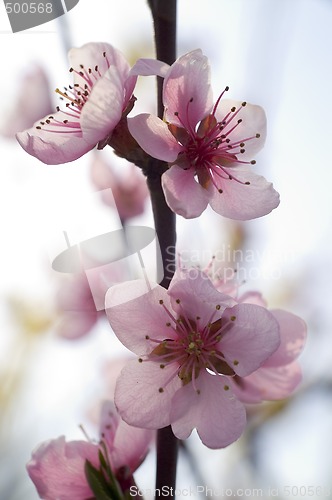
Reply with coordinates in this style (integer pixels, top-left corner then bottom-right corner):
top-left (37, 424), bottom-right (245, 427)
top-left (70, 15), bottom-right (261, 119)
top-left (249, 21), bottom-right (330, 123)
top-left (106, 270), bottom-right (280, 448)
top-left (90, 154), bottom-right (149, 221)
top-left (0, 64), bottom-right (53, 138)
top-left (16, 43), bottom-right (137, 164)
top-left (128, 50), bottom-right (280, 220)
top-left (27, 401), bottom-right (152, 500)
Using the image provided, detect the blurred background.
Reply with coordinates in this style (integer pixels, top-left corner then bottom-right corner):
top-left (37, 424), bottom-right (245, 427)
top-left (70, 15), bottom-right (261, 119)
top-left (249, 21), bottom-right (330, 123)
top-left (0, 0), bottom-right (332, 498)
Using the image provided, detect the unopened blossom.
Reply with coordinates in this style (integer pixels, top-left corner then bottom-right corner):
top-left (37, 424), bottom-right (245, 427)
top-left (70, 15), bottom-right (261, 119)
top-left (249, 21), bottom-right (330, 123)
top-left (128, 49), bottom-right (280, 220)
top-left (0, 65), bottom-right (53, 138)
top-left (16, 42), bottom-right (137, 164)
top-left (90, 154), bottom-right (148, 221)
top-left (106, 270), bottom-right (280, 448)
top-left (205, 263), bottom-right (307, 402)
top-left (27, 401), bottom-right (152, 500)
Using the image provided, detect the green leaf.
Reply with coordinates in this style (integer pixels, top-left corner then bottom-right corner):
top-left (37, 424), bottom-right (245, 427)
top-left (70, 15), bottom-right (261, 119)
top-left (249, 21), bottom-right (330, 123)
top-left (84, 460), bottom-right (123, 500)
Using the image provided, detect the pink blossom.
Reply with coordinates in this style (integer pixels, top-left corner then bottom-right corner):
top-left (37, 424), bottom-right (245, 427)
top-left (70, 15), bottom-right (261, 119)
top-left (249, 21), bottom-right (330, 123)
top-left (0, 64), bottom-right (53, 138)
top-left (55, 273), bottom-right (99, 340)
top-left (90, 154), bottom-right (149, 221)
top-left (16, 43), bottom-right (137, 164)
top-left (128, 50), bottom-right (280, 220)
top-left (27, 401), bottom-right (152, 500)
top-left (211, 278), bottom-right (307, 403)
top-left (106, 270), bottom-right (280, 448)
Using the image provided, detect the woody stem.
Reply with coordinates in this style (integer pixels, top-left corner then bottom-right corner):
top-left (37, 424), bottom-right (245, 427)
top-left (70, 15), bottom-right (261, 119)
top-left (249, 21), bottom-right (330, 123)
top-left (147, 0), bottom-right (178, 499)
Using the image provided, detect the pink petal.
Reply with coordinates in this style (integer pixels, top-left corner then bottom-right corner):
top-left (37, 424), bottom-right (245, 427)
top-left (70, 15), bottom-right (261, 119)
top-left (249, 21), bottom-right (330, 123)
top-left (264, 309), bottom-right (307, 367)
top-left (162, 165), bottom-right (210, 218)
top-left (128, 114), bottom-right (181, 162)
top-left (170, 371), bottom-right (246, 449)
top-left (112, 415), bottom-right (153, 473)
top-left (220, 303), bottom-right (280, 377)
top-left (27, 437), bottom-right (98, 500)
top-left (163, 50), bottom-right (213, 130)
top-left (80, 67), bottom-right (124, 144)
top-left (130, 58), bottom-right (170, 77)
top-left (16, 129), bottom-right (93, 164)
top-left (68, 42), bottom-right (130, 88)
top-left (215, 99), bottom-right (267, 160)
top-left (106, 281), bottom-right (177, 356)
top-left (114, 360), bottom-right (181, 429)
top-left (168, 269), bottom-right (236, 325)
top-left (238, 290), bottom-right (267, 307)
top-left (231, 361), bottom-right (302, 403)
top-left (208, 167), bottom-right (280, 220)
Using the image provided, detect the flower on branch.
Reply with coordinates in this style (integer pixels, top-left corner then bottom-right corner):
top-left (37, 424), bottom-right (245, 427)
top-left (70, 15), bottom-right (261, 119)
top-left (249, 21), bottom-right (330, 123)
top-left (128, 49), bottom-right (280, 220)
top-left (27, 401), bottom-right (152, 499)
top-left (16, 43), bottom-right (137, 164)
top-left (106, 269), bottom-right (285, 449)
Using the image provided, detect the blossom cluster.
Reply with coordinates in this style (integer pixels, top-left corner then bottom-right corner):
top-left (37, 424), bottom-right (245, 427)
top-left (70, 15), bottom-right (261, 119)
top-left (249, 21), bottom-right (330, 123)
top-left (16, 41), bottom-right (306, 500)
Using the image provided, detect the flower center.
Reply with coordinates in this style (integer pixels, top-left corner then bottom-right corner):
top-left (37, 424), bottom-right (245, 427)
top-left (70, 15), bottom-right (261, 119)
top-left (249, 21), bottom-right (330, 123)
top-left (147, 300), bottom-right (236, 392)
top-left (35, 52), bottom-right (109, 136)
top-left (169, 88), bottom-right (261, 190)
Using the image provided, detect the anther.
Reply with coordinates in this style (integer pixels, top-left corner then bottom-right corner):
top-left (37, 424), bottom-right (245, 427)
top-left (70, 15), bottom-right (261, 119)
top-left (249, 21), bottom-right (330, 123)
top-left (256, 133), bottom-right (260, 138)
top-left (242, 101), bottom-right (247, 107)
top-left (230, 316), bottom-right (236, 321)
top-left (216, 304), bottom-right (221, 310)
top-left (158, 388), bottom-right (164, 393)
top-left (218, 189), bottom-right (223, 193)
top-left (250, 160), bottom-right (256, 165)
top-left (245, 181), bottom-right (250, 185)
top-left (145, 335), bottom-right (150, 339)
top-left (231, 106), bottom-right (236, 112)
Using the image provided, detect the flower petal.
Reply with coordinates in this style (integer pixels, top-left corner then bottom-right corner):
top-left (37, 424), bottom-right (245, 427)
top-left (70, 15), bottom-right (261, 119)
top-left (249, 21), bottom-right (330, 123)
top-left (106, 280), bottom-right (177, 355)
top-left (220, 303), bottom-right (280, 377)
top-left (162, 165), bottom-right (210, 218)
top-left (112, 414), bottom-right (153, 473)
top-left (69, 42), bottom-right (130, 88)
top-left (80, 67), bottom-right (124, 144)
top-left (128, 114), bottom-right (181, 162)
top-left (168, 270), bottom-right (236, 325)
top-left (231, 361), bottom-right (302, 403)
top-left (208, 167), bottom-right (280, 220)
top-left (215, 99), bottom-right (266, 160)
top-left (27, 437), bottom-right (98, 500)
top-left (264, 309), bottom-right (307, 367)
top-left (114, 360), bottom-right (181, 429)
top-left (16, 128), bottom-right (93, 165)
top-left (163, 50), bottom-right (213, 130)
top-left (170, 371), bottom-right (246, 449)
top-left (130, 58), bottom-right (170, 77)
